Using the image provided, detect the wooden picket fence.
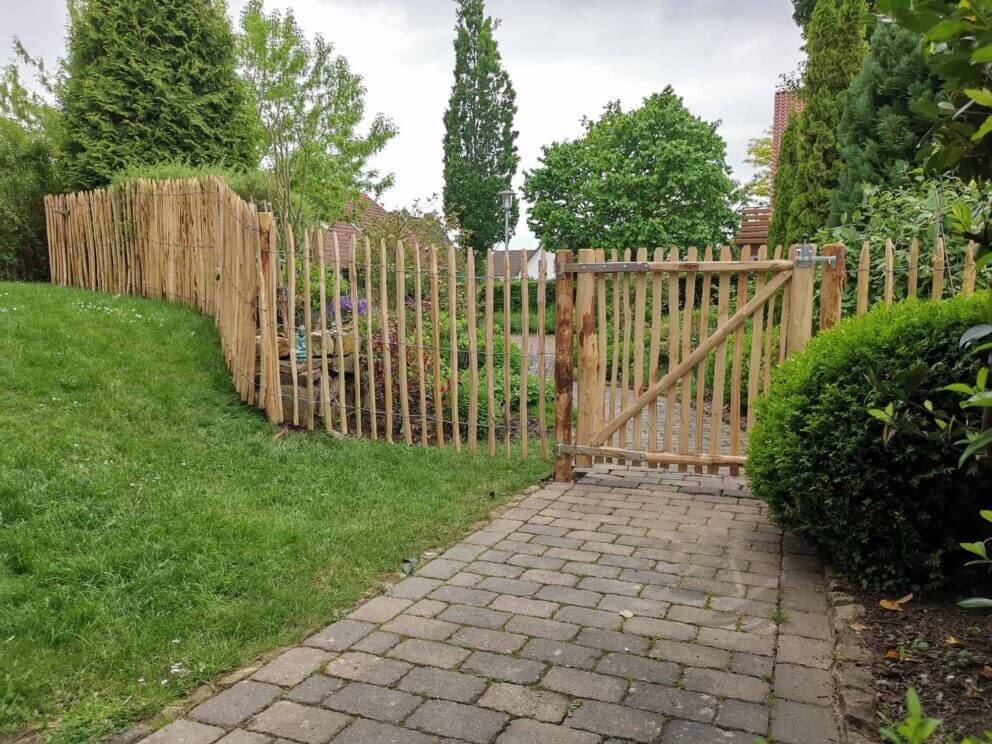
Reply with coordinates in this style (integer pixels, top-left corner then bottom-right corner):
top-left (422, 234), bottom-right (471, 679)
top-left (43, 177), bottom-right (985, 476)
top-left (43, 177), bottom-right (553, 457)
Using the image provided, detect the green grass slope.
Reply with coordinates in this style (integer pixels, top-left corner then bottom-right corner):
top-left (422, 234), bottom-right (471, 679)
top-left (0, 282), bottom-right (548, 742)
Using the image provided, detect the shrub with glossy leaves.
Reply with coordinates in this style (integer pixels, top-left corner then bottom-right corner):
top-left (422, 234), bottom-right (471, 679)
top-left (748, 293), bottom-right (992, 592)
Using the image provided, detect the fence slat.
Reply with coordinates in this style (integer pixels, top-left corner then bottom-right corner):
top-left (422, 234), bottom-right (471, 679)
top-left (414, 244), bottom-right (428, 445)
top-left (519, 248), bottom-right (530, 459)
top-left (632, 247), bottom-right (648, 456)
top-left (708, 247), bottom-right (732, 474)
top-left (575, 248), bottom-right (598, 469)
top-left (333, 234), bottom-right (348, 434)
top-left (908, 238), bottom-right (920, 299)
top-left (932, 238), bottom-right (945, 300)
top-left (609, 249), bottom-right (622, 451)
top-left (317, 230), bottom-right (333, 431)
top-left (885, 239), bottom-right (895, 307)
top-left (350, 235), bottom-right (362, 436)
top-left (663, 247), bottom-right (680, 459)
top-left (694, 247), bottom-right (714, 473)
top-left (467, 248), bottom-right (479, 454)
top-left (746, 246), bottom-right (767, 433)
top-left (429, 244), bottom-right (445, 446)
top-left (364, 237), bottom-right (378, 440)
top-left (448, 244), bottom-right (461, 452)
top-left (486, 249), bottom-right (497, 457)
top-left (963, 241), bottom-right (977, 297)
top-left (303, 230), bottom-right (315, 429)
top-left (620, 249), bottom-right (633, 452)
top-left (537, 252), bottom-right (549, 459)
top-left (286, 224), bottom-right (299, 427)
top-left (648, 246), bottom-right (664, 465)
top-left (856, 241), bottom-right (870, 315)
top-left (595, 248), bottom-right (607, 464)
top-left (397, 241), bottom-right (412, 445)
top-left (678, 247), bottom-right (699, 470)
top-left (380, 239), bottom-right (394, 443)
top-left (502, 249), bottom-right (512, 456)
top-left (729, 245), bottom-right (751, 476)
top-left (554, 250), bottom-right (575, 481)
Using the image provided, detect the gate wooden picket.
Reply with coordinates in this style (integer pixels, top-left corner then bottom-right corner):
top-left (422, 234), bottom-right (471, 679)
top-left (553, 245), bottom-right (845, 481)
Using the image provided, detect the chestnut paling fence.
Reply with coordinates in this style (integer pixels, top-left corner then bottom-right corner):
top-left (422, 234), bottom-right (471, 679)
top-left (43, 177), bottom-right (983, 476)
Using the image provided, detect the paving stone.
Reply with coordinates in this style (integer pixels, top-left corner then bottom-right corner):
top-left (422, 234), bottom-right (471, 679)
top-left (490, 594), bottom-right (559, 618)
top-left (438, 604), bottom-right (511, 629)
top-left (597, 594), bottom-right (669, 619)
top-left (284, 675), bottom-right (345, 705)
top-left (567, 700), bottom-right (665, 743)
top-left (520, 569), bottom-right (580, 586)
top-left (462, 651), bottom-right (546, 683)
top-left (418, 558), bottom-right (468, 580)
top-left (660, 720), bottom-right (754, 744)
top-left (577, 577), bottom-right (642, 597)
top-left (537, 585), bottom-right (603, 608)
top-left (449, 626), bottom-right (527, 653)
top-left (624, 682), bottom-right (717, 723)
top-left (666, 605), bottom-right (738, 629)
top-left (479, 682), bottom-right (568, 723)
top-left (540, 667), bottom-right (627, 703)
top-left (397, 666), bottom-right (487, 703)
top-left (777, 634), bottom-right (832, 669)
top-left (682, 668), bottom-right (770, 703)
top-left (574, 628), bottom-right (650, 654)
top-left (332, 719), bottom-right (436, 744)
top-left (696, 627), bottom-right (774, 656)
top-left (508, 553), bottom-right (567, 571)
top-left (561, 561), bottom-right (622, 579)
top-left (555, 606), bottom-right (622, 631)
top-left (380, 614), bottom-right (459, 641)
top-left (405, 598), bottom-right (448, 617)
top-left (388, 639), bottom-right (471, 669)
top-left (622, 617), bottom-right (696, 641)
top-left (782, 610), bottom-right (832, 641)
top-left (215, 731), bottom-right (270, 744)
top-left (306, 620), bottom-right (375, 652)
top-left (467, 560), bottom-right (526, 578)
top-left (774, 662), bottom-right (834, 705)
top-left (429, 585), bottom-right (497, 608)
top-left (406, 699), bottom-right (509, 744)
top-left (388, 577), bottom-right (444, 600)
top-left (496, 719), bottom-right (600, 744)
top-left (716, 699), bottom-right (769, 735)
top-left (322, 682), bottom-right (421, 723)
top-left (477, 576), bottom-right (542, 596)
top-left (142, 720), bottom-right (225, 744)
top-left (350, 631), bottom-right (400, 655)
top-left (771, 699), bottom-right (840, 744)
top-left (595, 653), bottom-right (678, 685)
top-left (253, 648), bottom-right (332, 687)
top-left (505, 615), bottom-right (579, 641)
top-left (519, 638), bottom-right (602, 670)
top-left (191, 681), bottom-right (281, 726)
top-left (449, 571), bottom-right (485, 587)
top-left (441, 544), bottom-right (489, 562)
top-left (249, 701), bottom-right (350, 744)
top-left (324, 652), bottom-right (412, 686)
top-left (730, 652), bottom-right (774, 678)
top-left (348, 596), bottom-right (410, 623)
top-left (649, 639), bottom-right (730, 669)
top-left (639, 585), bottom-right (708, 607)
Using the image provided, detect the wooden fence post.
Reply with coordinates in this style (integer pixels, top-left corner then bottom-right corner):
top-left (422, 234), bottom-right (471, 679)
top-left (787, 244), bottom-right (815, 356)
top-left (574, 249), bottom-right (598, 469)
top-left (554, 250), bottom-right (575, 482)
top-left (819, 243), bottom-right (846, 331)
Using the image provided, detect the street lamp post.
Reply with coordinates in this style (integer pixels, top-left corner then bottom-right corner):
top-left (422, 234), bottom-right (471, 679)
top-left (498, 189), bottom-right (514, 252)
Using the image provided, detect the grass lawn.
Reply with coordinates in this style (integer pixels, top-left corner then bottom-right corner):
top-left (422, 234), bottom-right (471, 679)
top-left (0, 282), bottom-right (548, 743)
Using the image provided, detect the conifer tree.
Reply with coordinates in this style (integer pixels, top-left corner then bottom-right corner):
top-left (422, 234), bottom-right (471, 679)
top-left (59, 0), bottom-right (257, 188)
top-left (776, 0), bottom-right (867, 244)
top-left (442, 0), bottom-right (519, 255)
top-left (768, 119), bottom-right (800, 248)
top-left (829, 23), bottom-right (938, 224)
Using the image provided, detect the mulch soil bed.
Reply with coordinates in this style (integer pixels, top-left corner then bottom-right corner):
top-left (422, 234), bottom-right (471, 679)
top-left (849, 586), bottom-right (992, 739)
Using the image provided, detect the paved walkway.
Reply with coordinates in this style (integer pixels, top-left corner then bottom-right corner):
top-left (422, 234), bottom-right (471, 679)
top-left (141, 467), bottom-right (838, 744)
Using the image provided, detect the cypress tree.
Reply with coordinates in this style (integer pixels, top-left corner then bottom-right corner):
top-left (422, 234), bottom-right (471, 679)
top-left (768, 119), bottom-right (801, 248)
top-left (780, 0), bottom-right (867, 243)
top-left (59, 0), bottom-right (257, 189)
top-left (829, 23), bottom-right (938, 225)
top-left (442, 0), bottom-right (519, 255)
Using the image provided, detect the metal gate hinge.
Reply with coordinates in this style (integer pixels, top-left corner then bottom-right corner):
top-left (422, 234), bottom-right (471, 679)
top-left (794, 244), bottom-right (837, 269)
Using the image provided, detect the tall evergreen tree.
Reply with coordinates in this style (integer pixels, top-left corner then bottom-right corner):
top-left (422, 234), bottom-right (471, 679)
top-left (768, 119), bottom-right (801, 248)
top-left (59, 0), bottom-right (257, 188)
top-left (777, 0), bottom-right (867, 244)
top-left (829, 23), bottom-right (939, 225)
top-left (442, 0), bottom-right (519, 254)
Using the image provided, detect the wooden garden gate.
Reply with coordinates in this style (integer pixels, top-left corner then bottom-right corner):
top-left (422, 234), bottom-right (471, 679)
top-left (552, 244), bottom-right (846, 481)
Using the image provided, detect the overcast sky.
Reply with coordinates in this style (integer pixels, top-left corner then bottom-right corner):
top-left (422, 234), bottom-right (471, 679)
top-left (2, 0), bottom-right (804, 248)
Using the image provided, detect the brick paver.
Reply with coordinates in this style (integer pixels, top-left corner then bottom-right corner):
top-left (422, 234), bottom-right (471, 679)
top-left (138, 466), bottom-right (840, 744)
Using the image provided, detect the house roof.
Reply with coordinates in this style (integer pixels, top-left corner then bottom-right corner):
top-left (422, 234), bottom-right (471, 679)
top-left (323, 195), bottom-right (450, 266)
top-left (733, 205), bottom-right (771, 247)
top-left (494, 248), bottom-right (540, 279)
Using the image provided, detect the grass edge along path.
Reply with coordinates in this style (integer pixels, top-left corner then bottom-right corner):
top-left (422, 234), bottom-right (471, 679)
top-left (0, 282), bottom-right (548, 743)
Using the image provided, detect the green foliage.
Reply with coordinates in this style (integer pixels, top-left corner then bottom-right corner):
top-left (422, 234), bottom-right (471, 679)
top-left (743, 128), bottom-right (773, 201)
top-left (878, 0), bottom-right (992, 188)
top-left (880, 687), bottom-right (992, 743)
top-left (793, 0), bottom-right (819, 31)
top-left (238, 0), bottom-right (396, 237)
top-left (824, 169), bottom-right (992, 305)
top-left (0, 281), bottom-right (546, 739)
top-left (748, 293), bottom-right (992, 591)
top-left (778, 0), bottom-right (869, 244)
top-left (0, 119), bottom-right (54, 280)
top-left (524, 89), bottom-right (739, 252)
top-left (442, 0), bottom-right (519, 256)
top-left (59, 0), bottom-right (257, 189)
top-left (768, 118), bottom-right (801, 247)
top-left (831, 22), bottom-right (941, 225)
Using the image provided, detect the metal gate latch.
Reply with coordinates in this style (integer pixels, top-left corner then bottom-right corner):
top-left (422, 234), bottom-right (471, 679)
top-left (794, 244), bottom-right (837, 269)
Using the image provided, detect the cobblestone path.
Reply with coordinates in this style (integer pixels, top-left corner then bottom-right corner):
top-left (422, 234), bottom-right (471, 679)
top-left (140, 466), bottom-right (838, 744)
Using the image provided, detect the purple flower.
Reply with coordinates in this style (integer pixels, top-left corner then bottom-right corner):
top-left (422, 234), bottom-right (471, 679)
top-left (335, 295), bottom-right (368, 318)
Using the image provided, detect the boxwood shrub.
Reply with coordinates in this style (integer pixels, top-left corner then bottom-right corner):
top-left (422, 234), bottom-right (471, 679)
top-left (747, 293), bottom-right (992, 592)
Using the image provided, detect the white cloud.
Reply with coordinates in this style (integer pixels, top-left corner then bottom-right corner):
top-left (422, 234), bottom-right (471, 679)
top-left (1, 0), bottom-right (804, 248)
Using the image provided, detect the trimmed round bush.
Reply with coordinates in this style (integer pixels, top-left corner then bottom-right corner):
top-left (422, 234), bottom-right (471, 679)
top-left (748, 293), bottom-right (992, 592)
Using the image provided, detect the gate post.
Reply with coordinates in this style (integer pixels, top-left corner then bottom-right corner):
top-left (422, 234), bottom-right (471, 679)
top-left (787, 244), bottom-right (816, 356)
top-left (819, 243), bottom-right (846, 331)
top-left (554, 250), bottom-right (575, 482)
top-left (574, 249), bottom-right (599, 469)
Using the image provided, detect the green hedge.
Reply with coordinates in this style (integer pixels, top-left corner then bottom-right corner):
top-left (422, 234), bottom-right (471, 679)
top-left (748, 293), bottom-right (992, 592)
